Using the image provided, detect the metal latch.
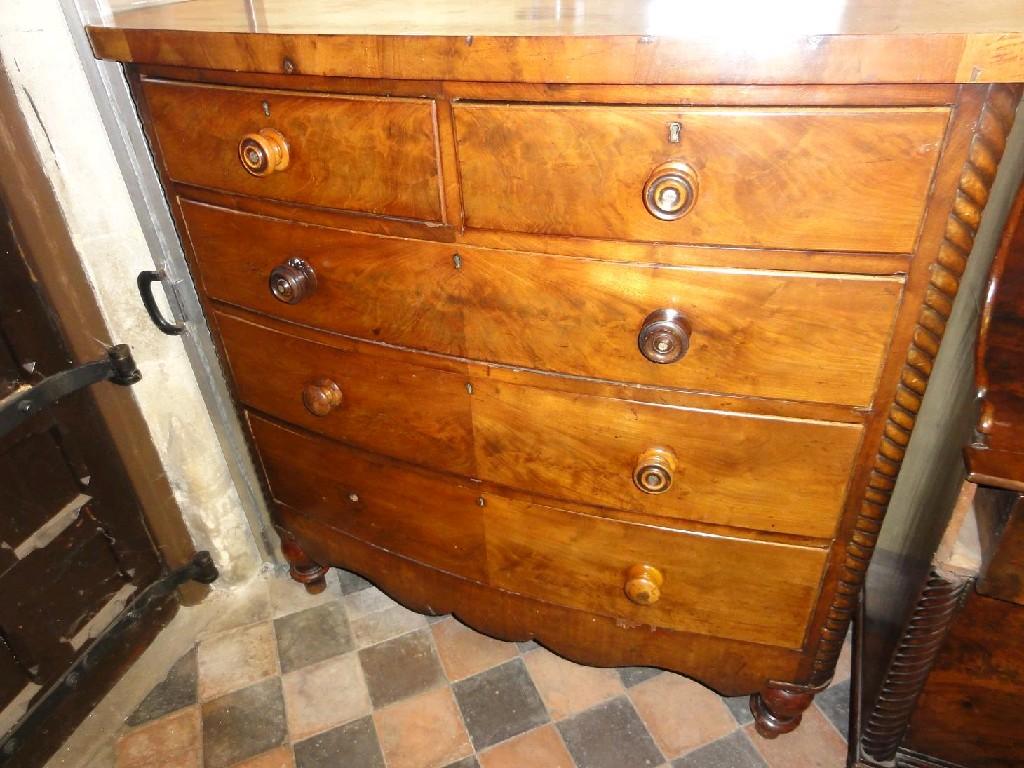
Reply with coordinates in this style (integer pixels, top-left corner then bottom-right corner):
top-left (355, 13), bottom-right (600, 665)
top-left (0, 345), bottom-right (141, 439)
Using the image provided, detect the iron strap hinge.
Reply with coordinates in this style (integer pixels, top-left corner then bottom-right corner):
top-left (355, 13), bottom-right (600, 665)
top-left (0, 344), bottom-right (141, 439)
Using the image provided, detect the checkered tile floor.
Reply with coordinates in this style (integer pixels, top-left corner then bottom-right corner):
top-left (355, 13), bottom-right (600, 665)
top-left (115, 570), bottom-right (851, 768)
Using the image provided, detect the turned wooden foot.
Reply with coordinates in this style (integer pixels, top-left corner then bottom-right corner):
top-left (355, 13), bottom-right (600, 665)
top-left (750, 681), bottom-right (826, 738)
top-left (277, 526), bottom-right (329, 594)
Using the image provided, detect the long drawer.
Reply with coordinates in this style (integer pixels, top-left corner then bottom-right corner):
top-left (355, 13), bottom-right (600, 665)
top-left (250, 414), bottom-right (486, 581)
top-left (142, 79), bottom-right (444, 221)
top-left (218, 311), bottom-right (862, 538)
top-left (252, 413), bottom-right (827, 649)
top-left (185, 201), bottom-right (903, 406)
top-left (454, 103), bottom-right (948, 252)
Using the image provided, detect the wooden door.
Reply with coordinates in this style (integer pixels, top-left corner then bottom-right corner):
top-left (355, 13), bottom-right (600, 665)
top-left (0, 194), bottom-right (162, 749)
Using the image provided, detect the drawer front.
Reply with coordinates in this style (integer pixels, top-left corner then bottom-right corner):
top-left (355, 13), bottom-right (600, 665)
top-left (484, 496), bottom-right (826, 648)
top-left (142, 79), bottom-right (443, 221)
top-left (217, 311), bottom-right (475, 475)
top-left (471, 380), bottom-right (861, 539)
top-left (217, 312), bottom-right (861, 538)
top-left (251, 412), bottom-right (825, 649)
top-left (455, 103), bottom-right (948, 252)
top-left (185, 201), bottom-right (902, 406)
top-left (250, 414), bottom-right (487, 581)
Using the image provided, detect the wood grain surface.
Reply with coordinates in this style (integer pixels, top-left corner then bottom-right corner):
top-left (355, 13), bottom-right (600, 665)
top-left (87, 0), bottom-right (1024, 84)
top-left (141, 78), bottom-right (444, 221)
top-left (483, 495), bottom-right (826, 648)
top-left (977, 495), bottom-right (1024, 606)
top-left (85, 13), bottom-right (1024, 727)
top-left (455, 104), bottom-right (949, 252)
top-left (968, 178), bottom-right (1024, 489)
top-left (903, 590), bottom-right (1024, 767)
top-left (182, 200), bottom-right (903, 406)
top-left (254, 411), bottom-right (825, 648)
top-left (280, 504), bottom-right (806, 694)
top-left (217, 311), bottom-right (475, 475)
top-left (251, 414), bottom-right (488, 581)
top-left (806, 83), bottom-right (1021, 691)
top-left (97, 0), bottom-right (1024, 37)
top-left (217, 309), bottom-right (862, 539)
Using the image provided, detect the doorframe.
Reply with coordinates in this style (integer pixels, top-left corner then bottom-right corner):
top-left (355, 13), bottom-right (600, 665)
top-left (0, 70), bottom-right (212, 598)
top-left (51, 0), bottom-right (275, 564)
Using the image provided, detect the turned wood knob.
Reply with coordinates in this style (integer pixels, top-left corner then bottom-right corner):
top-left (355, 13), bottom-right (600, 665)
top-left (633, 447), bottom-right (677, 494)
top-left (239, 128), bottom-right (290, 176)
top-left (302, 378), bottom-right (343, 417)
top-left (269, 258), bottom-right (317, 304)
top-left (643, 161), bottom-right (699, 221)
top-left (638, 309), bottom-right (690, 364)
top-left (624, 564), bottom-right (664, 605)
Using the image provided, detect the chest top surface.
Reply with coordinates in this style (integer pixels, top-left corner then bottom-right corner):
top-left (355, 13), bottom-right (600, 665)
top-left (90, 0), bottom-right (1024, 84)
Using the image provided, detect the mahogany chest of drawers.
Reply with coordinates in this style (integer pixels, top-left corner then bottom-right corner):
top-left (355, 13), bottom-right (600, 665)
top-left (88, 1), bottom-right (1024, 738)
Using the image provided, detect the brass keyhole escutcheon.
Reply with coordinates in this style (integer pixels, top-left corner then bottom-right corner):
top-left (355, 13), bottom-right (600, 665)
top-left (643, 161), bottom-right (699, 221)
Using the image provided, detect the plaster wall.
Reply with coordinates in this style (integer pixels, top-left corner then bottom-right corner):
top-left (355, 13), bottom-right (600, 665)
top-left (0, 0), bottom-right (263, 584)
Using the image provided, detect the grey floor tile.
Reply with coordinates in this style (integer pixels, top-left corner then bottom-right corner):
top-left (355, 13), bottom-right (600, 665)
top-left (722, 695), bottom-right (754, 726)
top-left (557, 696), bottom-right (663, 768)
top-left (201, 677), bottom-right (287, 768)
top-left (358, 628), bottom-right (445, 708)
top-left (516, 640), bottom-right (539, 653)
top-left (816, 679), bottom-right (851, 740)
top-left (443, 757), bottom-right (480, 768)
top-left (125, 648), bottom-right (197, 726)
top-left (618, 667), bottom-right (662, 688)
top-left (275, 602), bottom-right (354, 673)
top-left (453, 657), bottom-right (549, 751)
top-left (672, 730), bottom-right (766, 768)
top-left (294, 715), bottom-right (385, 768)
top-left (337, 569), bottom-right (373, 595)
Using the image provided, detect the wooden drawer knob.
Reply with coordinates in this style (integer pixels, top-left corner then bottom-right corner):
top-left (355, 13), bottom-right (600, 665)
top-left (239, 128), bottom-right (290, 177)
top-left (302, 378), bottom-right (343, 417)
top-left (624, 564), bottom-right (664, 606)
top-left (269, 258), bottom-right (317, 304)
top-left (638, 309), bottom-right (690, 364)
top-left (643, 161), bottom-right (698, 221)
top-left (633, 447), bottom-right (677, 494)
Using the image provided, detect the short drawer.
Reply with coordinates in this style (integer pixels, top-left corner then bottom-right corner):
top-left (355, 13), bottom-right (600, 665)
top-left (454, 103), bottom-right (948, 252)
top-left (185, 201), bottom-right (903, 406)
top-left (250, 414), bottom-right (486, 581)
top-left (142, 79), bottom-right (443, 221)
top-left (217, 311), bottom-right (862, 538)
top-left (483, 496), bottom-right (826, 649)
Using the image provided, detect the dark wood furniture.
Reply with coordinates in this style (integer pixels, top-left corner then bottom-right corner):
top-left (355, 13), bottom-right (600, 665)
top-left (857, 179), bottom-right (1024, 767)
top-left (0, 188), bottom-right (169, 768)
top-left (86, 1), bottom-right (1024, 738)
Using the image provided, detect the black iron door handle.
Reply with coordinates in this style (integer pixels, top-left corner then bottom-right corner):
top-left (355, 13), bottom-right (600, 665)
top-left (0, 345), bottom-right (140, 439)
top-left (137, 271), bottom-right (185, 335)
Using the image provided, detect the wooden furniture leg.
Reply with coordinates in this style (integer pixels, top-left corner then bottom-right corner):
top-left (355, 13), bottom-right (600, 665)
top-left (750, 680), bottom-right (829, 738)
top-left (276, 526), bottom-right (329, 594)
